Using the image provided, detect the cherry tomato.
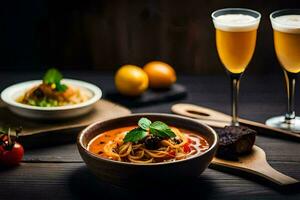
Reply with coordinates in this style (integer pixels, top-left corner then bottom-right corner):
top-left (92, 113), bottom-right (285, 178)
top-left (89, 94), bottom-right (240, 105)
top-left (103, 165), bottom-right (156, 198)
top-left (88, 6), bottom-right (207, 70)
top-left (183, 143), bottom-right (191, 153)
top-left (0, 142), bottom-right (24, 166)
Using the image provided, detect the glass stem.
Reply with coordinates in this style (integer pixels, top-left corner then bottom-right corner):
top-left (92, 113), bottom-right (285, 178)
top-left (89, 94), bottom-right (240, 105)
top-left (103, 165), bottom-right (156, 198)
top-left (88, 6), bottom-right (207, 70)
top-left (284, 70), bottom-right (297, 123)
top-left (230, 74), bottom-right (241, 126)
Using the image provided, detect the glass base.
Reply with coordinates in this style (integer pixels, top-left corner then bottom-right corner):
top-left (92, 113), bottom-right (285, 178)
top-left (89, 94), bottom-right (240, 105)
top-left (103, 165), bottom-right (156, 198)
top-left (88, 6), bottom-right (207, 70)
top-left (265, 116), bottom-right (300, 132)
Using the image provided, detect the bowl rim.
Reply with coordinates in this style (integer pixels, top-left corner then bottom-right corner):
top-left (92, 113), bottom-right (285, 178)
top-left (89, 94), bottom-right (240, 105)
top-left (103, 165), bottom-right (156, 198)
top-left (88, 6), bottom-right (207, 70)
top-left (0, 79), bottom-right (102, 111)
top-left (77, 113), bottom-right (219, 166)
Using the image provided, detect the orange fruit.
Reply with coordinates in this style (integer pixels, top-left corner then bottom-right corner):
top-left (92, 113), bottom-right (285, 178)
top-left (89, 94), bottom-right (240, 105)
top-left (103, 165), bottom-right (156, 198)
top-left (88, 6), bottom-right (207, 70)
top-left (115, 65), bottom-right (149, 96)
top-left (143, 61), bottom-right (176, 89)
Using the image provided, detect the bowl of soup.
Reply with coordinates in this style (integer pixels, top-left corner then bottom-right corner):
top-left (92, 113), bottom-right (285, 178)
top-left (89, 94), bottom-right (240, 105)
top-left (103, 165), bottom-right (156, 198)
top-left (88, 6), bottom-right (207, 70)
top-left (77, 113), bottom-right (219, 186)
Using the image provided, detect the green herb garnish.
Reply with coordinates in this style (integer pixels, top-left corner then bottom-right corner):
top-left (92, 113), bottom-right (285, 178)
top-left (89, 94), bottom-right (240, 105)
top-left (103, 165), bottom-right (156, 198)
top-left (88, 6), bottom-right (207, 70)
top-left (149, 121), bottom-right (176, 138)
top-left (123, 118), bottom-right (176, 143)
top-left (43, 68), bottom-right (68, 92)
top-left (123, 127), bottom-right (148, 143)
top-left (138, 117), bottom-right (152, 130)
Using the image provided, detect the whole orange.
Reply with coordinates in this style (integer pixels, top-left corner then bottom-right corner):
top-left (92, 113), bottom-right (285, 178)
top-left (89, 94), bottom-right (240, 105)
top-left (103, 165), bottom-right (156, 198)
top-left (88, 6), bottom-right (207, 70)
top-left (143, 61), bottom-right (176, 88)
top-left (115, 65), bottom-right (149, 96)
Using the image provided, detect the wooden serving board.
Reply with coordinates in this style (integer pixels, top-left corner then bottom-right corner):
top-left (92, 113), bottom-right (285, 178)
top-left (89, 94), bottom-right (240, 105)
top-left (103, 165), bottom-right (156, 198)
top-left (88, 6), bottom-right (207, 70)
top-left (211, 146), bottom-right (299, 186)
top-left (0, 100), bottom-right (131, 148)
top-left (171, 103), bottom-right (299, 186)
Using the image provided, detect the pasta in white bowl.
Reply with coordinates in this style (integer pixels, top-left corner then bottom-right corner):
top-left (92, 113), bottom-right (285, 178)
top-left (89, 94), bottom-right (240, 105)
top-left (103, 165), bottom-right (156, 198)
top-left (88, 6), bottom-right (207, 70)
top-left (1, 79), bottom-right (102, 119)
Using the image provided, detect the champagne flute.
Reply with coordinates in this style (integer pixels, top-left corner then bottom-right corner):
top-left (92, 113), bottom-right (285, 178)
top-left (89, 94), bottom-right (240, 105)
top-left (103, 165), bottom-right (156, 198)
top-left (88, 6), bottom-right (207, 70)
top-left (266, 9), bottom-right (300, 132)
top-left (212, 8), bottom-right (261, 126)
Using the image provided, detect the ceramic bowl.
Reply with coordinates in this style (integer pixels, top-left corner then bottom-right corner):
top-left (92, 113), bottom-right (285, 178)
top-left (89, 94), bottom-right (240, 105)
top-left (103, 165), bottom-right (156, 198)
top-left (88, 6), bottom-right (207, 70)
top-left (77, 113), bottom-right (219, 186)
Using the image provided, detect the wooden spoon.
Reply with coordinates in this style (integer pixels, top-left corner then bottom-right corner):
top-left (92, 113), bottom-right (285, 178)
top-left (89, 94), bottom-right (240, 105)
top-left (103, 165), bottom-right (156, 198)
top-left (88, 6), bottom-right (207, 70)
top-left (211, 145), bottom-right (299, 186)
top-left (171, 103), bottom-right (300, 140)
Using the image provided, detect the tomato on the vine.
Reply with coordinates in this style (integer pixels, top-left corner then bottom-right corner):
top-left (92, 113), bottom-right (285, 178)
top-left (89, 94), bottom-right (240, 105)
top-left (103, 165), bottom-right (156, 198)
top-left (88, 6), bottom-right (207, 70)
top-left (0, 142), bottom-right (24, 166)
top-left (0, 127), bottom-right (24, 167)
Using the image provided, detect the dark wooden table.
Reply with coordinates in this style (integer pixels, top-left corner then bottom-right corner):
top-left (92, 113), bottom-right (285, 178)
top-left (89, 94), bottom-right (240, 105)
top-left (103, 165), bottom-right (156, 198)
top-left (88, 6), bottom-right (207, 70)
top-left (0, 71), bottom-right (299, 200)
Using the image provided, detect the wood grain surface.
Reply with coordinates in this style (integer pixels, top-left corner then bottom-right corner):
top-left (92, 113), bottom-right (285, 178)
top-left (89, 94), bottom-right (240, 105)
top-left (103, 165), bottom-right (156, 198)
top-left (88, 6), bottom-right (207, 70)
top-left (0, 99), bottom-right (131, 148)
top-left (0, 72), bottom-right (299, 200)
top-left (2, 0), bottom-right (300, 75)
top-left (212, 146), bottom-right (299, 186)
top-left (0, 100), bottom-right (131, 137)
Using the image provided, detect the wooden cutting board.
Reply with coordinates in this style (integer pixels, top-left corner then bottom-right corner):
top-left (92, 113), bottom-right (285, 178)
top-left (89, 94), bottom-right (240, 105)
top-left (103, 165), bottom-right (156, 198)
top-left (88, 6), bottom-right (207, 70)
top-left (0, 100), bottom-right (131, 148)
top-left (172, 103), bottom-right (300, 140)
top-left (171, 103), bottom-right (299, 186)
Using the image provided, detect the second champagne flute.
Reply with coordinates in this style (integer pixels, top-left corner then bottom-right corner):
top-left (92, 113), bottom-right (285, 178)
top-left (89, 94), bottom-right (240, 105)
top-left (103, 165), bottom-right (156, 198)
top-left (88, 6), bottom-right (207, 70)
top-left (212, 8), bottom-right (261, 126)
top-left (266, 9), bottom-right (300, 132)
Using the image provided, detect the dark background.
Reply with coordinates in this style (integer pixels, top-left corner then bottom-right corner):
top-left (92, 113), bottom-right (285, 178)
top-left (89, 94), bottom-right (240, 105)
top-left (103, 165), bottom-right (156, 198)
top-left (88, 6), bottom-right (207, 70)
top-left (0, 0), bottom-right (300, 74)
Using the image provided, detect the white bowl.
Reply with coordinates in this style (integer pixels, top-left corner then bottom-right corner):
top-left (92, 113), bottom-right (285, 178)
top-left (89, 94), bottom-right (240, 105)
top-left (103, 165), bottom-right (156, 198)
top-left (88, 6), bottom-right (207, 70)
top-left (1, 79), bottom-right (102, 119)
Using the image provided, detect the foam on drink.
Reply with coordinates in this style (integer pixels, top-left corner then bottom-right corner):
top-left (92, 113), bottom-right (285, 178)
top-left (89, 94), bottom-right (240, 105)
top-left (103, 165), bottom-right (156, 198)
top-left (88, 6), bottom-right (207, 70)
top-left (271, 15), bottom-right (300, 34)
top-left (213, 14), bottom-right (259, 32)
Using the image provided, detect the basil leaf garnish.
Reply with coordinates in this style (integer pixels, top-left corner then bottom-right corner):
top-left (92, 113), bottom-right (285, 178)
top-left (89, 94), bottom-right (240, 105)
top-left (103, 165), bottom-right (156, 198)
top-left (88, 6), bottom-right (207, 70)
top-left (43, 68), bottom-right (68, 92)
top-left (138, 118), bottom-right (152, 130)
top-left (149, 121), bottom-right (176, 138)
top-left (123, 118), bottom-right (176, 143)
top-left (123, 127), bottom-right (147, 143)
